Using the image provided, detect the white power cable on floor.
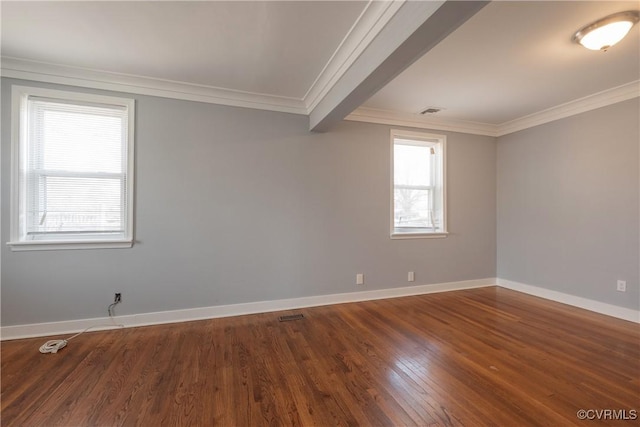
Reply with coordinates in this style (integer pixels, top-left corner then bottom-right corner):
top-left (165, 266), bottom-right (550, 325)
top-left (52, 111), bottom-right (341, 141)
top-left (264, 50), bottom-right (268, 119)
top-left (39, 301), bottom-right (124, 354)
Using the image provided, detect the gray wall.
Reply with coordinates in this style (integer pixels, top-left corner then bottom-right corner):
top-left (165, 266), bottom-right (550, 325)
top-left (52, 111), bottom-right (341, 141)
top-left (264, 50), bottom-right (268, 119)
top-left (1, 78), bottom-right (497, 326)
top-left (497, 98), bottom-right (640, 310)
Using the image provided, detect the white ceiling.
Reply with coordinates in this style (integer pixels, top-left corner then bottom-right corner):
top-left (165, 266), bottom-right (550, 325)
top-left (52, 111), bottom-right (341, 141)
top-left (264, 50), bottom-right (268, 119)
top-left (362, 1), bottom-right (640, 125)
top-left (1, 1), bottom-right (367, 99)
top-left (1, 1), bottom-right (639, 134)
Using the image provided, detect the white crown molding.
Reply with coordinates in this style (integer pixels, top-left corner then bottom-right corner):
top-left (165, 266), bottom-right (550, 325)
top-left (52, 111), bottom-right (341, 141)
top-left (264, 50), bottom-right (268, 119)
top-left (496, 80), bottom-right (640, 136)
top-left (2, 60), bottom-right (637, 136)
top-left (346, 81), bottom-right (640, 137)
top-left (345, 107), bottom-right (499, 136)
top-left (0, 278), bottom-right (495, 341)
top-left (0, 56), bottom-right (307, 115)
top-left (498, 278), bottom-right (640, 323)
top-left (303, 0), bottom-right (405, 113)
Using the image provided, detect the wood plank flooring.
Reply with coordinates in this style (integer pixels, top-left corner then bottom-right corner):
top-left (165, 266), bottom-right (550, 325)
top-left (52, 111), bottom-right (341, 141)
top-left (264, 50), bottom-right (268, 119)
top-left (2, 287), bottom-right (639, 426)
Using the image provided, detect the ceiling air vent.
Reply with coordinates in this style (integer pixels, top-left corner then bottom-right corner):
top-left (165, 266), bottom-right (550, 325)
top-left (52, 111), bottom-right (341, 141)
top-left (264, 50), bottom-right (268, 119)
top-left (419, 107), bottom-right (442, 115)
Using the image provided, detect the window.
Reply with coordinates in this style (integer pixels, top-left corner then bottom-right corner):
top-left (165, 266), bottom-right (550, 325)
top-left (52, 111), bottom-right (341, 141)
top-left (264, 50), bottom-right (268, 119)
top-left (9, 86), bottom-right (135, 250)
top-left (391, 130), bottom-right (446, 238)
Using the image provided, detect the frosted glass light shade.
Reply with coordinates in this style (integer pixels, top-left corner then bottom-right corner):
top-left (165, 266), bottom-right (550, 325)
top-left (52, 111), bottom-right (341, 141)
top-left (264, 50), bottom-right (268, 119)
top-left (573, 11), bottom-right (639, 51)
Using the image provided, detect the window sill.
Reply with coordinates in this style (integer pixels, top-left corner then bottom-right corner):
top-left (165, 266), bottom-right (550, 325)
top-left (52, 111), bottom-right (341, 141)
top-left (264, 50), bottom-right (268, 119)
top-left (7, 240), bottom-right (133, 251)
top-left (391, 232), bottom-right (449, 240)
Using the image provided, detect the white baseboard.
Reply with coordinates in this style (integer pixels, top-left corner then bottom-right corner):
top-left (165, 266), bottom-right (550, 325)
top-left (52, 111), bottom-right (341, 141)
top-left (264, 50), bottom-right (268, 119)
top-left (497, 278), bottom-right (640, 323)
top-left (5, 277), bottom-right (636, 341)
top-left (0, 278), bottom-right (496, 341)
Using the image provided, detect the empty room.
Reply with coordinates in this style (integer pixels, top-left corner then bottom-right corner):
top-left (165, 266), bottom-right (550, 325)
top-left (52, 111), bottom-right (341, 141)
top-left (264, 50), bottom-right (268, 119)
top-left (1, 1), bottom-right (638, 426)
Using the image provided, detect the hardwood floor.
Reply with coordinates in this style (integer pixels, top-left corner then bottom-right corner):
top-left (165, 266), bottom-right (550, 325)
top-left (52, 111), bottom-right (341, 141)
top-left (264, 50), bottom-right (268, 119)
top-left (2, 287), bottom-right (638, 426)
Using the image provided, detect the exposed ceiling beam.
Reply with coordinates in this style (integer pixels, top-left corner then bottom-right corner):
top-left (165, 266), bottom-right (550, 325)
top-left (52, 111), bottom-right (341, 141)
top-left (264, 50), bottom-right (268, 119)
top-left (309, 0), bottom-right (489, 132)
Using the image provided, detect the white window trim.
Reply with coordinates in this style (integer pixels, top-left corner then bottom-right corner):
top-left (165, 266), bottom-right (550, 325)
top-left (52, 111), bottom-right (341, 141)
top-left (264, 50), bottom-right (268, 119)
top-left (390, 129), bottom-right (448, 240)
top-left (8, 85), bottom-right (135, 251)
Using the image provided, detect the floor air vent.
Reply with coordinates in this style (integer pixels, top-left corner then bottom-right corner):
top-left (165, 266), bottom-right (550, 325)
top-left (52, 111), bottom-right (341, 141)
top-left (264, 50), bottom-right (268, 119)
top-left (278, 313), bottom-right (304, 322)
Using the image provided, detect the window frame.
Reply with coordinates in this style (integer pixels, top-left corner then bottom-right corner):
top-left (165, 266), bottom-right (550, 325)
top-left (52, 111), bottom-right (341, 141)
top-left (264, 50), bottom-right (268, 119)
top-left (390, 129), bottom-right (448, 239)
top-left (8, 85), bottom-right (135, 251)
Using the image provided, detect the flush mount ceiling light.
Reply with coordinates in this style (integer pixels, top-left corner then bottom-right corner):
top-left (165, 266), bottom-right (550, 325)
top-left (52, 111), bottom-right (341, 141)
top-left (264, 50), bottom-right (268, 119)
top-left (573, 10), bottom-right (639, 51)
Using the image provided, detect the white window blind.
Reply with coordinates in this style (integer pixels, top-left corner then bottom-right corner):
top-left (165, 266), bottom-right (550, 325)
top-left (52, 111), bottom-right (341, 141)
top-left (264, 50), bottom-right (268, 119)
top-left (10, 86), bottom-right (135, 250)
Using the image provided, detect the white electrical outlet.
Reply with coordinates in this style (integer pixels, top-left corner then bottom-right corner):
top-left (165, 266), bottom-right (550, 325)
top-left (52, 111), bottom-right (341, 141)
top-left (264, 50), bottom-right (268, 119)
top-left (356, 273), bottom-right (364, 285)
top-left (617, 280), bottom-right (626, 292)
top-left (408, 271), bottom-right (415, 282)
